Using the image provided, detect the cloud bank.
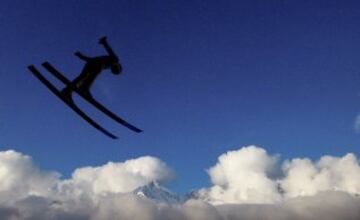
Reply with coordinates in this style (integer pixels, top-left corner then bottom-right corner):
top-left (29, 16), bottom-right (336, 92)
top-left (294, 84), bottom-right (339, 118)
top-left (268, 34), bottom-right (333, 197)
top-left (0, 146), bottom-right (359, 219)
top-left (196, 146), bottom-right (360, 205)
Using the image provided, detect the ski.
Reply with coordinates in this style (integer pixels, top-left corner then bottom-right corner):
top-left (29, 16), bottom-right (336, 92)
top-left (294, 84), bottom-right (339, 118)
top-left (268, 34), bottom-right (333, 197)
top-left (28, 65), bottom-right (118, 139)
top-left (41, 62), bottom-right (142, 133)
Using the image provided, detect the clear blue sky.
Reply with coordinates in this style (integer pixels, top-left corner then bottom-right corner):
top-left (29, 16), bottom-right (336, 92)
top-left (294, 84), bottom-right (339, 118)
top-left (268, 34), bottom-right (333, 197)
top-left (1, 0), bottom-right (360, 193)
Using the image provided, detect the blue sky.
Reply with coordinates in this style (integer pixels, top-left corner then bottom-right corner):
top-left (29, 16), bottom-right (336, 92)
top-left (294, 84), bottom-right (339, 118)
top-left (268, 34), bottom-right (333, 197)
top-left (1, 0), bottom-right (360, 193)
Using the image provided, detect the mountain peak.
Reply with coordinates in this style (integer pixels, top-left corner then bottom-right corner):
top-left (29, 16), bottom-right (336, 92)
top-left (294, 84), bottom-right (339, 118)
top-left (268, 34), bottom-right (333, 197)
top-left (133, 181), bottom-right (182, 204)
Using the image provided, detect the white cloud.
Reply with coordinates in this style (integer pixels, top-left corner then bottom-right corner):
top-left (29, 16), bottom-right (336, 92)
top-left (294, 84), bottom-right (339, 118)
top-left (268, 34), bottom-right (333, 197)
top-left (0, 150), bottom-right (59, 205)
top-left (217, 191), bottom-right (360, 220)
top-left (197, 146), bottom-right (281, 204)
top-left (281, 153), bottom-right (360, 198)
top-left (59, 156), bottom-right (174, 200)
top-left (0, 146), bottom-right (359, 219)
top-left (197, 146), bottom-right (360, 205)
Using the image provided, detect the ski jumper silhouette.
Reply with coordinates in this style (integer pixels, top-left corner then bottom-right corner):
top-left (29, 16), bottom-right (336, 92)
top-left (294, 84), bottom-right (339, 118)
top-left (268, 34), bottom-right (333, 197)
top-left (62, 36), bottom-right (122, 99)
top-left (27, 36), bottom-right (142, 138)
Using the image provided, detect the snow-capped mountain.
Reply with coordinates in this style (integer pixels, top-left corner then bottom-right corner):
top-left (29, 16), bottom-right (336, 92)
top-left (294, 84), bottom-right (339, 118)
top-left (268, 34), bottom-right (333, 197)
top-left (133, 181), bottom-right (183, 204)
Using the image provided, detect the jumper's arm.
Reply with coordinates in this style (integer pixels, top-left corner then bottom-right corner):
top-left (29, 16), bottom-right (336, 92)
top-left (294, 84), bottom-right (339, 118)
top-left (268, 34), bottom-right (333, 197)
top-left (74, 51), bottom-right (91, 61)
top-left (99, 37), bottom-right (118, 59)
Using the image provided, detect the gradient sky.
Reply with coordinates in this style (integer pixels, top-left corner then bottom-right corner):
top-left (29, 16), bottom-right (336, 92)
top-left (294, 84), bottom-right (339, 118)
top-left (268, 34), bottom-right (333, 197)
top-left (1, 0), bottom-right (360, 194)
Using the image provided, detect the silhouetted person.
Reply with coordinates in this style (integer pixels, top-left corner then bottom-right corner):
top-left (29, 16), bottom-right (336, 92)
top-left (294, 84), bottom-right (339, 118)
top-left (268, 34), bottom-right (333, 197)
top-left (62, 36), bottom-right (122, 100)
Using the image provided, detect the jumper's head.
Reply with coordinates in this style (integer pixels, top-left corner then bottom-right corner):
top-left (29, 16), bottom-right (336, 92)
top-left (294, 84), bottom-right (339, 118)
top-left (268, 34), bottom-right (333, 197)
top-left (111, 62), bottom-right (122, 75)
top-left (108, 55), bottom-right (122, 75)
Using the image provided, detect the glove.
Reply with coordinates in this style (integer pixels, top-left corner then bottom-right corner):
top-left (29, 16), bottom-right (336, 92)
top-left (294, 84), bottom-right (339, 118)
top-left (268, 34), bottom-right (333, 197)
top-left (99, 36), bottom-right (107, 44)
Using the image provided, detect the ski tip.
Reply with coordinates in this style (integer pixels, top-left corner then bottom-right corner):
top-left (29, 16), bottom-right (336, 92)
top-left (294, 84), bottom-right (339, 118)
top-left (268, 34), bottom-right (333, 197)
top-left (128, 126), bottom-right (142, 133)
top-left (109, 133), bottom-right (119, 139)
top-left (41, 62), bottom-right (52, 68)
top-left (28, 65), bottom-right (39, 74)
